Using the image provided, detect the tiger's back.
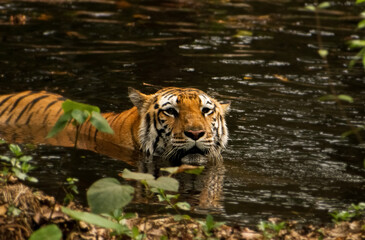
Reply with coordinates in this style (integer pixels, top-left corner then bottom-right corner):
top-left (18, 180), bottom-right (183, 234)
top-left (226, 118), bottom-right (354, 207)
top-left (0, 91), bottom-right (141, 151)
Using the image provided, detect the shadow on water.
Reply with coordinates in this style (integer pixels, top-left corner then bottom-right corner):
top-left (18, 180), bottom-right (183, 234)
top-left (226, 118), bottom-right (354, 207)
top-left (0, 0), bottom-right (364, 226)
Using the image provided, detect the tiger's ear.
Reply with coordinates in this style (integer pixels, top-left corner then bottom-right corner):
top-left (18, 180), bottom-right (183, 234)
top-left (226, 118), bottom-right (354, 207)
top-left (219, 100), bottom-right (231, 115)
top-left (128, 87), bottom-right (149, 110)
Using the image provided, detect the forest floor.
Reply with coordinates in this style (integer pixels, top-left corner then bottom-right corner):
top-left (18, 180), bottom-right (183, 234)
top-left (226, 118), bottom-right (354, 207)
top-left (0, 180), bottom-right (364, 240)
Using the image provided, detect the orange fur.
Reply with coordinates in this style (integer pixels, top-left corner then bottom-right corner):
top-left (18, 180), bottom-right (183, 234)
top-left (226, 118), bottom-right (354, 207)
top-left (0, 88), bottom-right (230, 162)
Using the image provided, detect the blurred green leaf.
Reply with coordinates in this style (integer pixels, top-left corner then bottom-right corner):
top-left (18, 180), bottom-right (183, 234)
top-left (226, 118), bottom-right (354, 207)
top-left (9, 144), bottom-right (22, 157)
top-left (71, 109), bottom-right (89, 125)
top-left (337, 95), bottom-right (354, 103)
top-left (358, 19), bottom-right (365, 29)
top-left (318, 49), bottom-right (328, 58)
top-left (62, 99), bottom-right (100, 113)
top-left (305, 5), bottom-right (316, 11)
top-left (90, 112), bottom-right (114, 134)
top-left (348, 40), bottom-right (365, 49)
top-left (318, 2), bottom-right (330, 9)
top-left (47, 111), bottom-right (72, 138)
top-left (233, 30), bottom-right (253, 38)
top-left (319, 94), bottom-right (353, 103)
top-left (120, 169), bottom-right (155, 181)
top-left (87, 178), bottom-right (134, 214)
top-left (29, 224), bottom-right (62, 240)
top-left (176, 202), bottom-right (191, 211)
top-left (146, 176), bottom-right (179, 192)
top-left (62, 207), bottom-right (127, 234)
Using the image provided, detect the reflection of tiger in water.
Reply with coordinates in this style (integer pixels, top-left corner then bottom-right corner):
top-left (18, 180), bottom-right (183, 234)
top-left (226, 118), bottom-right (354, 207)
top-left (0, 87), bottom-right (230, 161)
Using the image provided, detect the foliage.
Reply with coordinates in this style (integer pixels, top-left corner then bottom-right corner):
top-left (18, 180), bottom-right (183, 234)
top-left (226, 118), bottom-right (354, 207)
top-left (46, 99), bottom-right (114, 141)
top-left (197, 214), bottom-right (225, 238)
top-left (56, 166), bottom-right (205, 239)
top-left (63, 177), bottom-right (79, 205)
top-left (330, 202), bottom-right (365, 224)
top-left (348, 0), bottom-right (365, 70)
top-left (87, 177), bottom-right (134, 214)
top-left (0, 143), bottom-right (38, 183)
top-left (258, 220), bottom-right (286, 240)
top-left (29, 224), bottom-right (62, 240)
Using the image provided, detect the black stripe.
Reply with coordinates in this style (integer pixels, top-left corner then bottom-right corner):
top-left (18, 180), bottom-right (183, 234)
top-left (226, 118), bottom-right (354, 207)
top-left (0, 105), bottom-right (10, 118)
top-left (144, 113), bottom-right (151, 140)
top-left (57, 96), bottom-right (66, 101)
top-left (161, 102), bottom-right (171, 107)
top-left (43, 112), bottom-right (50, 124)
top-left (87, 122), bottom-right (94, 141)
top-left (0, 95), bottom-right (15, 107)
top-left (94, 129), bottom-right (99, 142)
top-left (108, 113), bottom-right (121, 127)
top-left (15, 95), bottom-right (50, 123)
top-left (25, 112), bottom-right (34, 125)
top-left (153, 113), bottom-right (161, 136)
top-left (161, 89), bottom-right (180, 97)
top-left (153, 136), bottom-right (159, 151)
top-left (43, 100), bottom-right (59, 113)
top-left (55, 107), bottom-right (63, 116)
top-left (8, 91), bottom-right (35, 114)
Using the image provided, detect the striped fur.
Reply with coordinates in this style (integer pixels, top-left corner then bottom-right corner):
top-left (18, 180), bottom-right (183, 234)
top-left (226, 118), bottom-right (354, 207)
top-left (0, 88), bottom-right (230, 161)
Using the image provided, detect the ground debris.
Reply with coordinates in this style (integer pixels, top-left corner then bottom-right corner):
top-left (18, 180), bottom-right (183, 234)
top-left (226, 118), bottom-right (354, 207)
top-left (0, 182), bottom-right (364, 240)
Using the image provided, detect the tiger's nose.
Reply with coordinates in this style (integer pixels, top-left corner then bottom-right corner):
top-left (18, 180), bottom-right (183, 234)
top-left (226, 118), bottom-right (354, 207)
top-left (184, 130), bottom-right (205, 141)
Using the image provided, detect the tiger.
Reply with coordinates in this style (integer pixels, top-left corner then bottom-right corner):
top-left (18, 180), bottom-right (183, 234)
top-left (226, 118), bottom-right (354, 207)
top-left (0, 87), bottom-right (230, 162)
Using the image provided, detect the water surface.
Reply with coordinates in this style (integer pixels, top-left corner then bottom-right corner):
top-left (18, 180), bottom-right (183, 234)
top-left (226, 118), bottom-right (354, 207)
top-left (0, 0), bottom-right (364, 226)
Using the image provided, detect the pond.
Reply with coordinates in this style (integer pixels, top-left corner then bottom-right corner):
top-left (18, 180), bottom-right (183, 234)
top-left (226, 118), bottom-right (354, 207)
top-left (0, 0), bottom-right (364, 227)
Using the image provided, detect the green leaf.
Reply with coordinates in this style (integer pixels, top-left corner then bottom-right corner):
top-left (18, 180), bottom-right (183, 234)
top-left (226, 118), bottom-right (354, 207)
top-left (205, 214), bottom-right (215, 231)
top-left (9, 144), bottom-right (22, 157)
top-left (356, 0), bottom-right (365, 4)
top-left (146, 176), bottom-right (179, 192)
top-left (160, 167), bottom-right (179, 174)
top-left (176, 202), bottom-right (191, 211)
top-left (173, 214), bottom-right (191, 221)
top-left (71, 109), bottom-right (89, 125)
top-left (19, 156), bottom-right (32, 162)
top-left (29, 224), bottom-right (62, 240)
top-left (184, 166), bottom-right (204, 175)
top-left (318, 2), bottom-right (330, 9)
top-left (26, 176), bottom-right (39, 183)
top-left (318, 49), bottom-right (328, 58)
top-left (121, 169), bottom-right (155, 181)
top-left (62, 99), bottom-right (100, 113)
top-left (305, 5), bottom-right (316, 11)
top-left (90, 112), bottom-right (114, 134)
top-left (62, 207), bottom-right (127, 234)
top-left (358, 19), bottom-right (365, 29)
top-left (233, 30), bottom-right (253, 38)
top-left (348, 40), bottom-right (365, 49)
top-left (337, 95), bottom-right (354, 103)
top-left (0, 156), bottom-right (10, 162)
top-left (47, 111), bottom-right (72, 138)
top-left (12, 168), bottom-right (27, 180)
top-left (87, 178), bottom-right (134, 214)
top-left (319, 94), bottom-right (353, 103)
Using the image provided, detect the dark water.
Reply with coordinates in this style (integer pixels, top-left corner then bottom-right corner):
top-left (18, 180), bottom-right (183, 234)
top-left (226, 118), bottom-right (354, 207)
top-left (0, 0), bottom-right (364, 226)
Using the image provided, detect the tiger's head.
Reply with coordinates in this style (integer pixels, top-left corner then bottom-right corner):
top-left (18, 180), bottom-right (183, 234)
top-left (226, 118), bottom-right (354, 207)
top-left (129, 87), bottom-right (230, 162)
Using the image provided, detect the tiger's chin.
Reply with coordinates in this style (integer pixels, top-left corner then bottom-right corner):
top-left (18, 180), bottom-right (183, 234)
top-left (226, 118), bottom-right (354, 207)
top-left (163, 146), bottom-right (218, 165)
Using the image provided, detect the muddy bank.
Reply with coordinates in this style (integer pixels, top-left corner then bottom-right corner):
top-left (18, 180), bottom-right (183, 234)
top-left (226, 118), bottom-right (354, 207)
top-left (0, 181), bottom-right (364, 240)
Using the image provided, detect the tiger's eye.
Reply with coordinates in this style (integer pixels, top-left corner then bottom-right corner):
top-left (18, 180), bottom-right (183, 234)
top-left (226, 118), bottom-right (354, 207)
top-left (164, 108), bottom-right (178, 117)
top-left (202, 107), bottom-right (212, 114)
